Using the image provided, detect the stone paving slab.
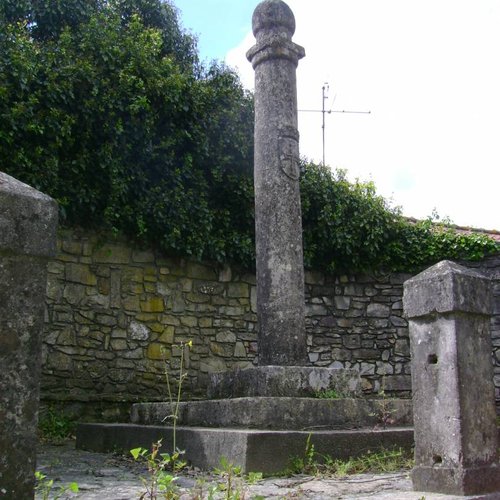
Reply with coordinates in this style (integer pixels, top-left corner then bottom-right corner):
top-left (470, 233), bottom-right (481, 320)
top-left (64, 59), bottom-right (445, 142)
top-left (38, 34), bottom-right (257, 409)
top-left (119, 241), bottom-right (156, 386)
top-left (35, 441), bottom-right (499, 499)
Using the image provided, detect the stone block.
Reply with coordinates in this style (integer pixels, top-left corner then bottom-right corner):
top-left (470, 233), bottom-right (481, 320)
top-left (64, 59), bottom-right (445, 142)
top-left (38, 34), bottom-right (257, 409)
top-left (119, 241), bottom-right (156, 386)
top-left (65, 263), bottom-right (97, 286)
top-left (215, 331), bottom-right (236, 343)
top-left (76, 423), bottom-right (415, 474)
top-left (0, 172), bottom-right (58, 498)
top-left (185, 292), bottom-right (209, 304)
top-left (132, 397), bottom-right (413, 430)
top-left (366, 303), bottom-right (390, 318)
top-left (140, 297), bottom-right (165, 313)
top-left (404, 260), bottom-right (492, 318)
top-left (61, 240), bottom-right (82, 255)
top-left (207, 366), bottom-right (360, 399)
top-left (334, 296), bottom-right (351, 310)
top-left (122, 296), bottom-right (140, 312)
top-left (146, 343), bottom-right (167, 360)
top-left (304, 270), bottom-right (325, 285)
top-left (0, 172), bottom-right (58, 256)
top-left (180, 316), bottom-right (198, 328)
top-left (158, 327), bottom-right (174, 345)
top-left (404, 261), bottom-right (500, 496)
top-left (186, 262), bottom-right (216, 280)
top-left (234, 342), bottom-right (247, 358)
top-left (227, 282), bottom-right (250, 298)
top-left (128, 321), bottom-right (150, 341)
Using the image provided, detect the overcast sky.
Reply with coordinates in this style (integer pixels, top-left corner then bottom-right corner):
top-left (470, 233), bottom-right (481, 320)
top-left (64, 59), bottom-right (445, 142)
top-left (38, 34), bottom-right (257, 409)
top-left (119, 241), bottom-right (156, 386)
top-left (175, 0), bottom-right (500, 231)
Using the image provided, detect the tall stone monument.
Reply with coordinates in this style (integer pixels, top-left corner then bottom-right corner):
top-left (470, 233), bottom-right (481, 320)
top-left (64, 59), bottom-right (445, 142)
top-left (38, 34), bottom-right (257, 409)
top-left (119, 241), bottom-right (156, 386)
top-left (247, 0), bottom-right (307, 365)
top-left (0, 172), bottom-right (58, 498)
top-left (404, 261), bottom-right (500, 496)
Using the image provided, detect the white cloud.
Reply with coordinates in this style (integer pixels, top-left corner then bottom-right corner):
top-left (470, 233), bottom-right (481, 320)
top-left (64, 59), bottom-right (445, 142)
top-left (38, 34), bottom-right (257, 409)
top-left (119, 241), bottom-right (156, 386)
top-left (225, 0), bottom-right (500, 230)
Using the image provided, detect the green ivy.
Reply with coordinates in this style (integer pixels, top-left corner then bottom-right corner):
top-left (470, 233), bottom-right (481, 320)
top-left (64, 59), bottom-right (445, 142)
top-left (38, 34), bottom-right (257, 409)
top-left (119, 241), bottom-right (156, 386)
top-left (300, 163), bottom-right (498, 273)
top-left (0, 1), bottom-right (497, 274)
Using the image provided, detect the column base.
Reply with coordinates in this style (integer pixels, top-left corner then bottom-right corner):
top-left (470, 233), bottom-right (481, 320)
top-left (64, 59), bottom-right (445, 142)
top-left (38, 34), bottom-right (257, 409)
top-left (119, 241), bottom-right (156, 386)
top-left (412, 463), bottom-right (500, 496)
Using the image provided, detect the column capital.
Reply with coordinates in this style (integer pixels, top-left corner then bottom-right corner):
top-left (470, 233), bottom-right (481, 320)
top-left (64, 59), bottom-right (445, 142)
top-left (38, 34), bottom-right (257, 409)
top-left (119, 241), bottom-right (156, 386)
top-left (247, 37), bottom-right (305, 69)
top-left (247, 0), bottom-right (305, 69)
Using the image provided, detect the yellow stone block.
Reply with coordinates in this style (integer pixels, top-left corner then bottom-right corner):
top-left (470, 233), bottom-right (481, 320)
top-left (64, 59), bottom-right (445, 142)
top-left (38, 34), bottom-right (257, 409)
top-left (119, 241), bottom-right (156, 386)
top-left (65, 263), bottom-right (97, 286)
top-left (158, 327), bottom-right (174, 344)
top-left (149, 322), bottom-right (164, 333)
top-left (136, 312), bottom-right (159, 322)
top-left (147, 343), bottom-right (170, 360)
top-left (140, 297), bottom-right (165, 313)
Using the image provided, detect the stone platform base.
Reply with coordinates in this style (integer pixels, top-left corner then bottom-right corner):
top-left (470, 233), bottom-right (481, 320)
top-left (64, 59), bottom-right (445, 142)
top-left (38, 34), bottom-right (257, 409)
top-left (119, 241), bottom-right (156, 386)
top-left (76, 423), bottom-right (415, 473)
top-left (131, 397), bottom-right (413, 430)
top-left (207, 365), bottom-right (360, 398)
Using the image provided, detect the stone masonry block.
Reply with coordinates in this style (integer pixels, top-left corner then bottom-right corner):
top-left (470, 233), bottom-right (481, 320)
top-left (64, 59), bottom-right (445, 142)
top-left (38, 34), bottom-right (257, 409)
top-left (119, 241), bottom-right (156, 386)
top-left (404, 260), bottom-right (492, 318)
top-left (0, 172), bottom-right (58, 257)
top-left (0, 172), bottom-right (58, 498)
top-left (404, 260), bottom-right (500, 496)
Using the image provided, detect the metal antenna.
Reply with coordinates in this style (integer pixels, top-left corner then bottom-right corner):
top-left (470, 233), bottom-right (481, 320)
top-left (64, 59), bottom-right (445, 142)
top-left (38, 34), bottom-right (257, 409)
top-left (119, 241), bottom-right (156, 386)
top-left (299, 82), bottom-right (371, 166)
top-left (322, 83), bottom-right (329, 167)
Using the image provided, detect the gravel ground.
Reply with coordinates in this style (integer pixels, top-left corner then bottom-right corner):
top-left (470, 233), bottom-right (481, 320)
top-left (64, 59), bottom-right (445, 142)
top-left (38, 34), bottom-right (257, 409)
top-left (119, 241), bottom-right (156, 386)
top-left (34, 441), bottom-right (495, 499)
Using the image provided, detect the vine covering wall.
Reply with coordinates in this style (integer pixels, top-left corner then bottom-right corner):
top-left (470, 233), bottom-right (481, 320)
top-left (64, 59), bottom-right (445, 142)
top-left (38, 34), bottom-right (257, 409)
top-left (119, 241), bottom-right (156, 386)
top-left (41, 230), bottom-right (500, 419)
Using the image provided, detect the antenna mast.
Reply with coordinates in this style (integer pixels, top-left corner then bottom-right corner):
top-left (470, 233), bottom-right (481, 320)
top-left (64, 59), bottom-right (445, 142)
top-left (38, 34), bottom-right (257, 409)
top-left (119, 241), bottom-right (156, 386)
top-left (300, 83), bottom-right (371, 166)
top-left (322, 83), bottom-right (328, 167)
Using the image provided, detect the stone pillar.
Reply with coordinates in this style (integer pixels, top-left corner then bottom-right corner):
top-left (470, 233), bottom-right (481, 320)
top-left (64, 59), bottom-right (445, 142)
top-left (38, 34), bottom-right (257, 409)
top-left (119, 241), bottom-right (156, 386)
top-left (403, 260), bottom-right (500, 496)
top-left (0, 172), bottom-right (58, 498)
top-left (247, 0), bottom-right (307, 365)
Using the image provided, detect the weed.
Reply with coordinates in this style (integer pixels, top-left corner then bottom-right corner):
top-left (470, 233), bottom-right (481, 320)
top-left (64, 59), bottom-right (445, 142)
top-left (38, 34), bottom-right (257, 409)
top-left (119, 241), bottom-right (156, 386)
top-left (162, 340), bottom-right (192, 455)
top-left (287, 433), bottom-right (316, 474)
top-left (213, 457), bottom-right (244, 499)
top-left (35, 471), bottom-right (78, 499)
top-left (38, 405), bottom-right (75, 443)
top-left (370, 377), bottom-right (397, 429)
top-left (314, 389), bottom-right (340, 399)
top-left (246, 471), bottom-right (263, 485)
top-left (287, 435), bottom-right (413, 477)
top-left (130, 439), bottom-right (184, 499)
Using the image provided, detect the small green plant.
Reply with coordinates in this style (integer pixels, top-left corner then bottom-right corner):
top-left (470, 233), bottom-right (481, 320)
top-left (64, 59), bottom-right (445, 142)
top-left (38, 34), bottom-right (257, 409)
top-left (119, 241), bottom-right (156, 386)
top-left (246, 471), bottom-right (263, 485)
top-left (35, 471), bottom-right (79, 500)
top-left (287, 433), bottom-right (316, 474)
top-left (287, 436), bottom-right (413, 477)
top-left (370, 377), bottom-right (397, 429)
top-left (213, 457), bottom-right (247, 500)
top-left (162, 340), bottom-right (192, 455)
top-left (314, 389), bottom-right (340, 399)
top-left (38, 405), bottom-right (75, 443)
top-left (130, 439), bottom-right (183, 499)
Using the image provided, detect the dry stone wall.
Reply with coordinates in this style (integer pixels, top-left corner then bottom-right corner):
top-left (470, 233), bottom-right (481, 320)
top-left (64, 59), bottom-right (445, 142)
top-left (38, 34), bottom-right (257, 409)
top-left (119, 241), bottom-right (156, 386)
top-left (41, 230), bottom-right (500, 418)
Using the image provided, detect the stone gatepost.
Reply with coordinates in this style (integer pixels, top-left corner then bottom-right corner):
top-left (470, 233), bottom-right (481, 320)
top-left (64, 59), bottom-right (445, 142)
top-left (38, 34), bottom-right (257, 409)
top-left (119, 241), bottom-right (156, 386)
top-left (0, 173), bottom-right (58, 498)
top-left (247, 0), bottom-right (307, 365)
top-left (403, 260), bottom-right (500, 496)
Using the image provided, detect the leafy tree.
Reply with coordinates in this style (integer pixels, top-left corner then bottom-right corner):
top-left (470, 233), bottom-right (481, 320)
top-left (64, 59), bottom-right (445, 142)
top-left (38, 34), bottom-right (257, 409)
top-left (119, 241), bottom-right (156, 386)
top-left (0, 0), bottom-right (254, 262)
top-left (0, 0), bottom-right (496, 273)
top-left (300, 162), bottom-right (498, 273)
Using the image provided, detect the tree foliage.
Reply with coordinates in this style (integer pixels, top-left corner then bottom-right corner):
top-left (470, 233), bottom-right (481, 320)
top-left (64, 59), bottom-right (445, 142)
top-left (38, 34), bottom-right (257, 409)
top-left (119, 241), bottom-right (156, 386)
top-left (0, 1), bottom-right (497, 273)
top-left (0, 0), bottom-right (255, 263)
top-left (300, 163), bottom-right (498, 272)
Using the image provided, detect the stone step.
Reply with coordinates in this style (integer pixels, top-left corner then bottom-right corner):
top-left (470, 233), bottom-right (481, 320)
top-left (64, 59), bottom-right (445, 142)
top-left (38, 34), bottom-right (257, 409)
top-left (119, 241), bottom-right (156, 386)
top-left (76, 423), bottom-right (416, 474)
top-left (131, 397), bottom-right (413, 430)
top-left (207, 366), bottom-right (361, 398)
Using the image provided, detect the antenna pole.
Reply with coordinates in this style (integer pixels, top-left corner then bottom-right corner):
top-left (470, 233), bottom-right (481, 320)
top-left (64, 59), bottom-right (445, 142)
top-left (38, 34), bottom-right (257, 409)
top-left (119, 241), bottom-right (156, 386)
top-left (322, 83), bottom-right (328, 166)
top-left (299, 85), bottom-right (371, 166)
